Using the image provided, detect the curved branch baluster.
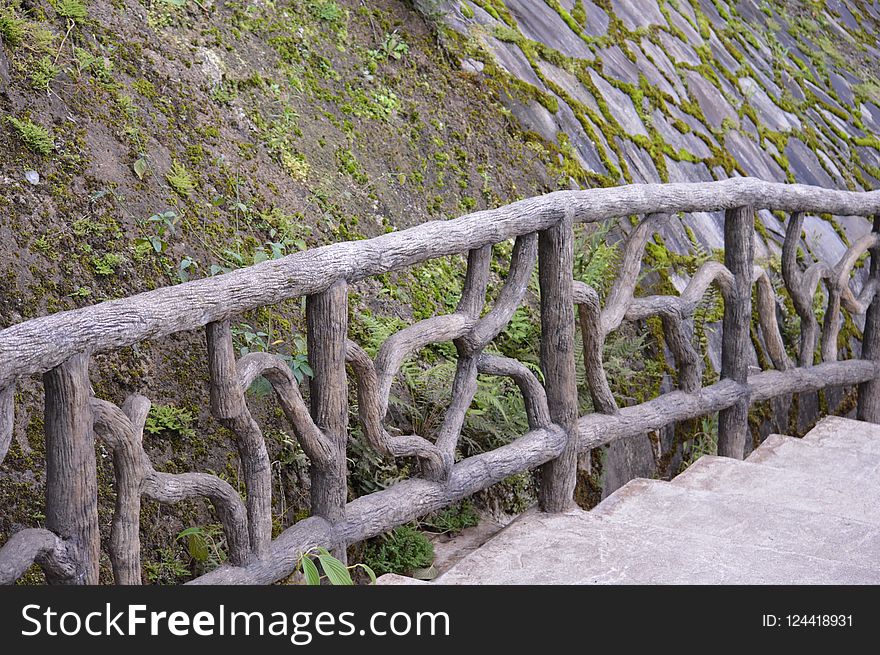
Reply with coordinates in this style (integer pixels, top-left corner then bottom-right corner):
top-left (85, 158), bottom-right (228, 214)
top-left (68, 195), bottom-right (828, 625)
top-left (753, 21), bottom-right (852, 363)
top-left (90, 396), bottom-right (250, 584)
top-left (374, 246), bottom-right (491, 413)
top-left (752, 266), bottom-right (793, 371)
top-left (476, 353), bottom-right (551, 429)
top-left (601, 213), bottom-right (670, 337)
top-left (573, 281), bottom-right (618, 413)
top-left (206, 320), bottom-right (273, 559)
top-left (348, 235), bottom-right (540, 480)
top-left (435, 233), bottom-right (539, 461)
top-left (783, 212), bottom-right (833, 366)
top-left (571, 216), bottom-right (670, 416)
top-left (0, 383), bottom-right (13, 466)
top-left (345, 340), bottom-right (446, 480)
top-left (0, 528), bottom-right (76, 585)
top-left (626, 261), bottom-right (735, 320)
top-left (236, 352), bottom-right (334, 465)
top-left (821, 233), bottom-right (880, 362)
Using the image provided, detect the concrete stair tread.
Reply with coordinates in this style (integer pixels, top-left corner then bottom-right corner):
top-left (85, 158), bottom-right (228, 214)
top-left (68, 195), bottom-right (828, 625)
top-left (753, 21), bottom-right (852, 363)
top-left (746, 433), bottom-right (880, 484)
top-left (803, 416), bottom-right (880, 455)
top-left (672, 455), bottom-right (880, 524)
top-left (592, 478), bottom-right (880, 568)
top-left (433, 507), bottom-right (880, 585)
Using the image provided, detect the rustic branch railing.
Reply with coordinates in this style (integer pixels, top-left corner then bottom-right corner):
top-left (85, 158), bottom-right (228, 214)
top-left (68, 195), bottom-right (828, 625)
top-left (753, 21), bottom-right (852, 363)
top-left (1, 178), bottom-right (879, 585)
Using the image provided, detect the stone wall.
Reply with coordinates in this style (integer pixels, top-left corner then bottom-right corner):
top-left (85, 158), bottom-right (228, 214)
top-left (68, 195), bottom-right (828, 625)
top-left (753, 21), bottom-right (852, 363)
top-left (436, 0), bottom-right (880, 496)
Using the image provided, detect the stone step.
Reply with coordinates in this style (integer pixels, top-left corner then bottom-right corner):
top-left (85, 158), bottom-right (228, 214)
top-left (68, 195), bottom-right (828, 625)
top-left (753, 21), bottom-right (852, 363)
top-left (592, 478), bottom-right (880, 569)
top-left (803, 416), bottom-right (880, 455)
top-left (433, 507), bottom-right (880, 584)
top-left (746, 433), bottom-right (880, 484)
top-left (673, 455), bottom-right (880, 524)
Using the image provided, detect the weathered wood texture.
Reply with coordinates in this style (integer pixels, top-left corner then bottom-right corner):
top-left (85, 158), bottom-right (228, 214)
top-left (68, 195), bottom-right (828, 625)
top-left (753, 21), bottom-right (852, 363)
top-left (206, 320), bottom-right (272, 558)
top-left (0, 528), bottom-right (75, 585)
top-left (306, 280), bottom-right (350, 557)
top-left (91, 395), bottom-right (250, 583)
top-left (189, 424), bottom-right (568, 584)
top-left (3, 178), bottom-right (880, 387)
top-left (858, 216), bottom-right (880, 422)
top-left (717, 206), bottom-right (755, 459)
top-left (538, 211), bottom-right (579, 511)
top-left (42, 354), bottom-right (100, 584)
top-left (0, 383), bottom-right (13, 465)
top-left (3, 180), bottom-right (880, 586)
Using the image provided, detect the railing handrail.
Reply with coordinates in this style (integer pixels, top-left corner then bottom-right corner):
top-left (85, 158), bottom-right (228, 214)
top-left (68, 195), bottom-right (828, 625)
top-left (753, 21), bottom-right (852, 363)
top-left (1, 177), bottom-right (879, 386)
top-left (2, 177), bottom-right (880, 586)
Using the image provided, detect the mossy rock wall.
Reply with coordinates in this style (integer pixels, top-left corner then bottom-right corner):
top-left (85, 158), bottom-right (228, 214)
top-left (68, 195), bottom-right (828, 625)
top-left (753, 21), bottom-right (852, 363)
top-left (436, 0), bottom-right (880, 496)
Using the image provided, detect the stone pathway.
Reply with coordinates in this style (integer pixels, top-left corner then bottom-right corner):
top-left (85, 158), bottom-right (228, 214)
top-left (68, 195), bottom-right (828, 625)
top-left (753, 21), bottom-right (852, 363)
top-left (383, 416), bottom-right (880, 584)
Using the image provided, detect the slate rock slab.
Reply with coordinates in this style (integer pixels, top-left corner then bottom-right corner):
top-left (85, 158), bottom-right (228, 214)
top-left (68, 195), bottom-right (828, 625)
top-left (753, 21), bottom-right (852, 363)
top-left (590, 70), bottom-right (647, 136)
top-left (685, 72), bottom-right (737, 129)
top-left (504, 0), bottom-right (593, 60)
top-left (785, 137), bottom-right (837, 188)
top-left (610, 0), bottom-right (665, 30)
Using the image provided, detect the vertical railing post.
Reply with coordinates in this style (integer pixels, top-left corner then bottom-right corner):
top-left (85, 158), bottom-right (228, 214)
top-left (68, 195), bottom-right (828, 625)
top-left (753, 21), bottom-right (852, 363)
top-left (718, 205), bottom-right (755, 459)
top-left (538, 210), bottom-right (579, 512)
top-left (43, 353), bottom-right (100, 584)
top-left (858, 215), bottom-right (880, 423)
top-left (306, 279), bottom-right (349, 559)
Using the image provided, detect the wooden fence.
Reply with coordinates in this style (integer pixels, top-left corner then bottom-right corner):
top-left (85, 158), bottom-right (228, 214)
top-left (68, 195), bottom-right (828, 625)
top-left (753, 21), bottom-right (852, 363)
top-left (1, 177), bottom-right (879, 584)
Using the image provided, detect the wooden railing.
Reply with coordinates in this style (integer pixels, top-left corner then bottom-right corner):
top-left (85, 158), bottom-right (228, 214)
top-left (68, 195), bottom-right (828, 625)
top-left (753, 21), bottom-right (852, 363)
top-left (1, 178), bottom-right (879, 585)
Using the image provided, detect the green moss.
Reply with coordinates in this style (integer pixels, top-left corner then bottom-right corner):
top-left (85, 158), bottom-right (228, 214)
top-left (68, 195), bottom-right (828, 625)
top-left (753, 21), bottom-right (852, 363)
top-left (570, 0), bottom-right (587, 26)
top-left (6, 116), bottom-right (55, 155)
top-left (854, 135), bottom-right (880, 150)
top-left (335, 147), bottom-right (367, 184)
top-left (0, 7), bottom-right (26, 48)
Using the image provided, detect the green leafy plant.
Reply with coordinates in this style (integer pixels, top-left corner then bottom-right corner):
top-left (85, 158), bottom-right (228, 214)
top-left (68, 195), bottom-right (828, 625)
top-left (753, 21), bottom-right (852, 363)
top-left (370, 31), bottom-right (409, 61)
top-left (308, 0), bottom-right (344, 23)
top-left (144, 404), bottom-right (196, 440)
top-left (232, 323), bottom-right (313, 386)
top-left (52, 0), bottom-right (88, 22)
top-left (144, 546), bottom-right (191, 584)
top-left (361, 525), bottom-right (434, 576)
top-left (133, 157), bottom-right (149, 180)
top-left (678, 415), bottom-right (718, 472)
top-left (177, 524), bottom-right (226, 574)
top-left (30, 56), bottom-right (60, 91)
top-left (136, 210), bottom-right (178, 254)
top-left (295, 547), bottom-right (376, 585)
top-left (177, 256), bottom-right (198, 282)
top-left (6, 116), bottom-right (54, 155)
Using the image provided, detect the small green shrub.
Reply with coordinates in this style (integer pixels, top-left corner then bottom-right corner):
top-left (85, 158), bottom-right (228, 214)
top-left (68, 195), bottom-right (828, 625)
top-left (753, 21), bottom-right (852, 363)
top-left (30, 56), bottom-right (60, 91)
top-left (308, 0), bottom-right (343, 22)
top-left (6, 116), bottom-right (54, 155)
top-left (144, 546), bottom-right (190, 584)
top-left (177, 524), bottom-right (226, 575)
top-left (91, 252), bottom-right (124, 275)
top-left (0, 8), bottom-right (26, 47)
top-left (420, 500), bottom-right (479, 534)
top-left (53, 0), bottom-right (88, 22)
top-left (362, 525), bottom-right (434, 576)
top-left (144, 404), bottom-right (196, 440)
